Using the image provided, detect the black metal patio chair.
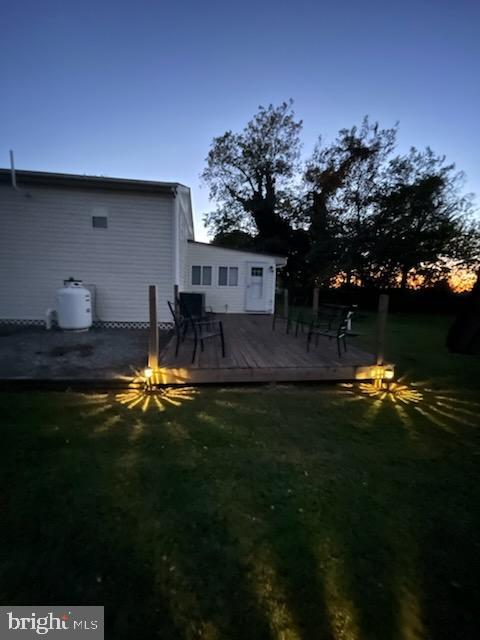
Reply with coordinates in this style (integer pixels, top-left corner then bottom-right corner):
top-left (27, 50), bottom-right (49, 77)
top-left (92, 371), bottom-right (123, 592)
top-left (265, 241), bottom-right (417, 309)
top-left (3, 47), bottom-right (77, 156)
top-left (272, 310), bottom-right (297, 334)
top-left (272, 298), bottom-right (306, 336)
top-left (168, 301), bottom-right (225, 363)
top-left (306, 307), bottom-right (350, 358)
top-left (177, 294), bottom-right (214, 324)
top-left (314, 303), bottom-right (357, 333)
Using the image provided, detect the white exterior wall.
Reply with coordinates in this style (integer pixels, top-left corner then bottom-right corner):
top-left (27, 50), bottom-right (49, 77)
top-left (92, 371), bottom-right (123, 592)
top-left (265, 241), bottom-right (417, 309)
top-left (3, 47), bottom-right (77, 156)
top-left (174, 186), bottom-right (195, 291)
top-left (186, 242), bottom-right (277, 313)
top-left (0, 184), bottom-right (174, 324)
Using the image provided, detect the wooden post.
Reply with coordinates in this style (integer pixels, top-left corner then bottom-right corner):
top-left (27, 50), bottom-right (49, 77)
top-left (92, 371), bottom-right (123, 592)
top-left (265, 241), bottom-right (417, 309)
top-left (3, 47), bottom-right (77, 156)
top-left (173, 284), bottom-right (179, 315)
top-left (148, 285), bottom-right (158, 370)
top-left (283, 288), bottom-right (289, 319)
top-left (312, 287), bottom-right (319, 318)
top-left (375, 294), bottom-right (389, 366)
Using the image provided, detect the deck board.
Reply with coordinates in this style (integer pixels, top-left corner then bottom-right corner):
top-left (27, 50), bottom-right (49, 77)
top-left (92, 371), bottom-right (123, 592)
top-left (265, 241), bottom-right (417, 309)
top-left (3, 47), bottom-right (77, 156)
top-left (157, 314), bottom-right (387, 384)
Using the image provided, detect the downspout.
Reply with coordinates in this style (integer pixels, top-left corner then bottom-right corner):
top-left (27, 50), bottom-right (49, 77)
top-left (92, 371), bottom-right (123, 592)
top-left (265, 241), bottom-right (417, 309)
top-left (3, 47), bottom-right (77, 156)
top-left (9, 150), bottom-right (30, 197)
top-left (10, 150), bottom-right (19, 190)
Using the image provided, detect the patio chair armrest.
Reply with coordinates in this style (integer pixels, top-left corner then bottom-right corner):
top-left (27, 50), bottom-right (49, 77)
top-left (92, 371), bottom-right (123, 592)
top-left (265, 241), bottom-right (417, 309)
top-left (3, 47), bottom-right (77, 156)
top-left (195, 319), bottom-right (220, 328)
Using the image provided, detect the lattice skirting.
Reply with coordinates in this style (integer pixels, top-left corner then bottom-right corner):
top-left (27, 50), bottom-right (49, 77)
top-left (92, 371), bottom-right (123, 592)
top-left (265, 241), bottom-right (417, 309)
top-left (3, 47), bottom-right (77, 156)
top-left (93, 320), bottom-right (173, 330)
top-left (0, 318), bottom-right (45, 327)
top-left (0, 318), bottom-right (173, 330)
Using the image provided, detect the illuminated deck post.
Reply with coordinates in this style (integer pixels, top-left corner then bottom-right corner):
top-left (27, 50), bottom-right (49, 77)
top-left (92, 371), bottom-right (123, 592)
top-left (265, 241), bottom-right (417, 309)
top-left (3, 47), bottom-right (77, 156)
top-left (375, 294), bottom-right (389, 367)
top-left (148, 285), bottom-right (159, 370)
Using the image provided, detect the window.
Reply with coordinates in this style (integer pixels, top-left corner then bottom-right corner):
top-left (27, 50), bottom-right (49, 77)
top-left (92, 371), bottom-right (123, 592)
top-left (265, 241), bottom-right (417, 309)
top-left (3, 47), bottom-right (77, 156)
top-left (202, 266), bottom-right (212, 285)
top-left (218, 266), bottom-right (239, 286)
top-left (191, 265), bottom-right (212, 286)
top-left (192, 266), bottom-right (201, 285)
top-left (218, 266), bottom-right (228, 286)
top-left (92, 216), bottom-right (108, 228)
top-left (229, 267), bottom-right (238, 286)
top-left (251, 267), bottom-right (263, 277)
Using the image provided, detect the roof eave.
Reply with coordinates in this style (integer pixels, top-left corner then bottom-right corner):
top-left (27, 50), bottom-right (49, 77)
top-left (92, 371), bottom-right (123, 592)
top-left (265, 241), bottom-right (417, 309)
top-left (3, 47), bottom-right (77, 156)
top-left (0, 169), bottom-right (184, 195)
top-left (187, 239), bottom-right (287, 262)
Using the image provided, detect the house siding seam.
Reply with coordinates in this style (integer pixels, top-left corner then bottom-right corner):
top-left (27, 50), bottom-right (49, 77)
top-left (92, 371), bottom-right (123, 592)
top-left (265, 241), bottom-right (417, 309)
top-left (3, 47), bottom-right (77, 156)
top-left (186, 243), bottom-right (277, 314)
top-left (0, 184), bottom-right (175, 323)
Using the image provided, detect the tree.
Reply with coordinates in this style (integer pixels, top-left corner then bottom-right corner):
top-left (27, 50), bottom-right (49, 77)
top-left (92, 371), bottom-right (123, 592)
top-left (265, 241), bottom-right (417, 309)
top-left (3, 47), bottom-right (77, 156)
top-left (303, 118), bottom-right (397, 286)
top-left (368, 148), bottom-right (477, 288)
top-left (202, 101), bottom-right (302, 255)
top-left (202, 104), bottom-right (477, 292)
top-left (211, 229), bottom-right (256, 250)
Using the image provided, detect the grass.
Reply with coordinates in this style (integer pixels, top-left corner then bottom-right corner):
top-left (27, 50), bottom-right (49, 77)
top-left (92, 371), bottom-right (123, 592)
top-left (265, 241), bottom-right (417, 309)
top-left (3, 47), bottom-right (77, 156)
top-left (1, 313), bottom-right (479, 639)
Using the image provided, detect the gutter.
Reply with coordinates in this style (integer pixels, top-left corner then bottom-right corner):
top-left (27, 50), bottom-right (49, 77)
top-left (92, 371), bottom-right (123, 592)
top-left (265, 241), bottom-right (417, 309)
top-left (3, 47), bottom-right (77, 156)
top-left (10, 150), bottom-right (19, 190)
top-left (0, 168), bottom-right (181, 195)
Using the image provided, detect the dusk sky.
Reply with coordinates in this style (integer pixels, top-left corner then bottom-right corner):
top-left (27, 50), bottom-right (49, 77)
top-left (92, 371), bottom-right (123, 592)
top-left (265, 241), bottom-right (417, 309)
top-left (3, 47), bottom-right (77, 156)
top-left (1, 0), bottom-right (478, 241)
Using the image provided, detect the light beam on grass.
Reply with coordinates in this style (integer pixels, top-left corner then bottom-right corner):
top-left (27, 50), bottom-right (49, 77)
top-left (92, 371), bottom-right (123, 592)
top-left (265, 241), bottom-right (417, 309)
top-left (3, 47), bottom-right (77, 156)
top-left (338, 376), bottom-right (480, 432)
top-left (355, 380), bottom-right (423, 404)
top-left (115, 386), bottom-right (197, 412)
top-left (397, 585), bottom-right (427, 640)
top-left (248, 549), bottom-right (302, 640)
top-left (319, 540), bottom-right (361, 640)
top-left (111, 367), bottom-right (198, 411)
top-left (82, 403), bottom-right (113, 417)
top-left (94, 414), bottom-right (123, 433)
top-left (115, 366), bottom-right (191, 387)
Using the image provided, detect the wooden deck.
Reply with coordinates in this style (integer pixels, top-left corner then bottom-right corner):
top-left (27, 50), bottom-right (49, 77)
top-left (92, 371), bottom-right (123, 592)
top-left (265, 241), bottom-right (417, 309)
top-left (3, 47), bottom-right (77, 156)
top-left (156, 314), bottom-right (389, 385)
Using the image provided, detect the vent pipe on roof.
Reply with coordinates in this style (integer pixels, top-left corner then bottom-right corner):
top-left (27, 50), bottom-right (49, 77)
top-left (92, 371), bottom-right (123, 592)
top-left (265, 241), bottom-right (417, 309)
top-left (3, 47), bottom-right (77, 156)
top-left (10, 150), bottom-right (19, 190)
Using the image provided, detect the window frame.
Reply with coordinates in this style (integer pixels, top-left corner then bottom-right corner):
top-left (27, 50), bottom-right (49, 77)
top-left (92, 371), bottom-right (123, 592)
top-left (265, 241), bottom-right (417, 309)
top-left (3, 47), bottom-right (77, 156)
top-left (191, 265), bottom-right (212, 286)
top-left (218, 266), bottom-right (239, 287)
top-left (218, 266), bottom-right (228, 286)
top-left (202, 266), bottom-right (212, 286)
top-left (92, 216), bottom-right (108, 229)
top-left (191, 265), bottom-right (201, 285)
top-left (228, 266), bottom-right (238, 286)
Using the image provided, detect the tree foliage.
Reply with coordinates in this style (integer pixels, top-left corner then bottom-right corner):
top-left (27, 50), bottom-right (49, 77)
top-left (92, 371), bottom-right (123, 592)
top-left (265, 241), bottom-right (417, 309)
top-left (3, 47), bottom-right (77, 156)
top-left (367, 148), bottom-right (477, 287)
top-left (202, 101), bottom-right (302, 255)
top-left (303, 118), bottom-right (397, 286)
top-left (202, 102), bottom-right (479, 290)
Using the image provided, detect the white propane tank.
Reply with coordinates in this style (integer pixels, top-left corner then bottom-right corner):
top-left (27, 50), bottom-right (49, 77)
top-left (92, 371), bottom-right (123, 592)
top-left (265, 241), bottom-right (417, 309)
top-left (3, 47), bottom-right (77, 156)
top-left (57, 278), bottom-right (93, 331)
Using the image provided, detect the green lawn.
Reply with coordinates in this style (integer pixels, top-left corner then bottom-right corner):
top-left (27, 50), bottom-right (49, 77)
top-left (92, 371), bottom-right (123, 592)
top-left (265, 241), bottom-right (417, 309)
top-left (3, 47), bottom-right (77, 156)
top-left (1, 314), bottom-right (479, 639)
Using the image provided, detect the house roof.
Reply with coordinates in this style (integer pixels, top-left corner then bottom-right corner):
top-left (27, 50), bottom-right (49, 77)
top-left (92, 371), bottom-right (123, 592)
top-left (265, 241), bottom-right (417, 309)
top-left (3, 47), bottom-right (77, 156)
top-left (0, 168), bottom-right (187, 195)
top-left (188, 239), bottom-right (287, 265)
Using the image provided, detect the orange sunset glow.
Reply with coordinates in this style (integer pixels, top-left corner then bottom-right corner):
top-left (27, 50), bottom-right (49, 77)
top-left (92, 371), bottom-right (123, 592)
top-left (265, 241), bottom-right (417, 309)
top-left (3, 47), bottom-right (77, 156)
top-left (331, 267), bottom-right (477, 293)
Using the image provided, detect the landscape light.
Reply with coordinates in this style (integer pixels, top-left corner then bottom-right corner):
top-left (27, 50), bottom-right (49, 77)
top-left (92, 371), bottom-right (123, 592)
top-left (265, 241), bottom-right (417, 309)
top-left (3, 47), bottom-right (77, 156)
top-left (384, 367), bottom-right (395, 380)
top-left (370, 365), bottom-right (395, 381)
top-left (144, 366), bottom-right (153, 379)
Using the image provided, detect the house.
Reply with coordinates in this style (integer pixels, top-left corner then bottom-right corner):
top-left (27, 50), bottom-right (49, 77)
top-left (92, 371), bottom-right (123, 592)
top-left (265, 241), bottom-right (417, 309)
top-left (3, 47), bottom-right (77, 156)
top-left (0, 169), bottom-right (286, 327)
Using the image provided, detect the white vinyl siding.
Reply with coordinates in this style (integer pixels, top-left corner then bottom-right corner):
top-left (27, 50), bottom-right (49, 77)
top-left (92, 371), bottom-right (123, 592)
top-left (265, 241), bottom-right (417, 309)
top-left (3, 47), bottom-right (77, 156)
top-left (0, 184), bottom-right (175, 323)
top-left (186, 242), bottom-right (277, 314)
top-left (174, 186), bottom-right (194, 290)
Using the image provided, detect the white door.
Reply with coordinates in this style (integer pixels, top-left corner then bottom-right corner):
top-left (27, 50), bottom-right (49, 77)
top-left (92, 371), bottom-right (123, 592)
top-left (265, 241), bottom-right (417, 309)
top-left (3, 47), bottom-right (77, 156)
top-left (245, 262), bottom-right (268, 311)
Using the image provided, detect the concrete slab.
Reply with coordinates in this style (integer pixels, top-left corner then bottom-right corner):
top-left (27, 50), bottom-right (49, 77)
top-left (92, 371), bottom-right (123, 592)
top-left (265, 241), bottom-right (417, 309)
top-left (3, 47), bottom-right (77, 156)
top-left (0, 325), bottom-right (171, 381)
